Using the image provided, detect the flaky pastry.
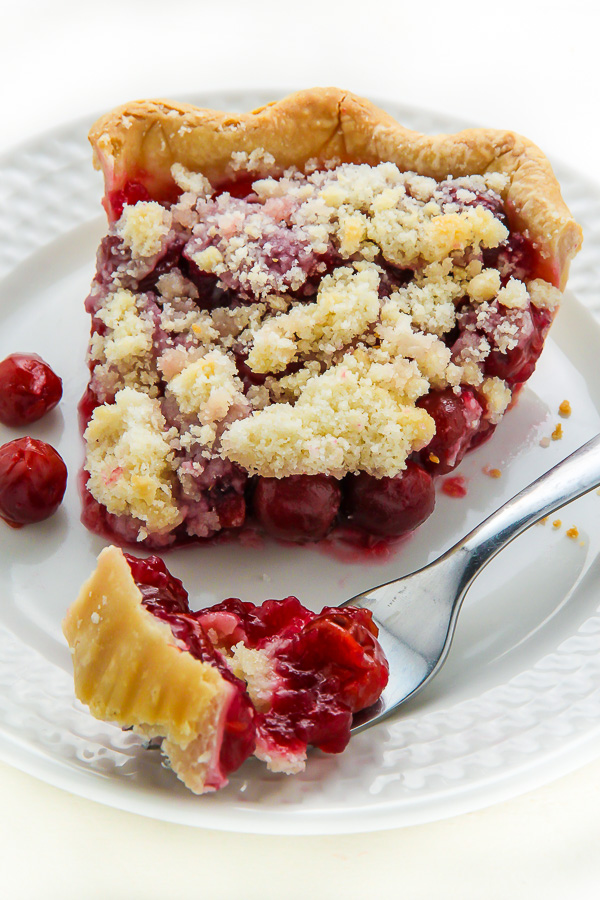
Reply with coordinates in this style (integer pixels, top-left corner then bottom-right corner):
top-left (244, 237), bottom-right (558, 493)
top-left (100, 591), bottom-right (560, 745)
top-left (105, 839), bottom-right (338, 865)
top-left (90, 87), bottom-right (581, 288)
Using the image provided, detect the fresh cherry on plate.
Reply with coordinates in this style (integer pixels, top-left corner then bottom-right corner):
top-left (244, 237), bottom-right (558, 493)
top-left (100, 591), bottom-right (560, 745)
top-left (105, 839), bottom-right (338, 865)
top-left (0, 353), bottom-right (62, 426)
top-left (0, 437), bottom-right (67, 527)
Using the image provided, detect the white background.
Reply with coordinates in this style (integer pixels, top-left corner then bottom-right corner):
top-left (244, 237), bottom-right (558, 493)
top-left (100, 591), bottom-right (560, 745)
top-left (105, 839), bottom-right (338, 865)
top-left (2, 1), bottom-right (600, 897)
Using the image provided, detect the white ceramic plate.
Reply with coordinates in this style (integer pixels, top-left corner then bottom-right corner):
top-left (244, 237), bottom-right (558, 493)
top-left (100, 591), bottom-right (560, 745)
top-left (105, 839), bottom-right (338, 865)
top-left (1, 92), bottom-right (600, 835)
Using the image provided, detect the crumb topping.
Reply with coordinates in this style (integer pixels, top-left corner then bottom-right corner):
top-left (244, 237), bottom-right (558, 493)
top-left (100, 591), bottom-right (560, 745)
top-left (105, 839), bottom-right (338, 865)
top-left (221, 350), bottom-right (434, 478)
top-left (246, 264), bottom-right (381, 374)
top-left (89, 288), bottom-right (159, 400)
top-left (229, 643), bottom-right (277, 711)
top-left (480, 377), bottom-right (512, 424)
top-left (83, 155), bottom-right (562, 540)
top-left (116, 202), bottom-right (172, 259)
top-left (84, 388), bottom-right (182, 531)
top-left (528, 278), bottom-right (562, 311)
top-left (167, 349), bottom-right (244, 424)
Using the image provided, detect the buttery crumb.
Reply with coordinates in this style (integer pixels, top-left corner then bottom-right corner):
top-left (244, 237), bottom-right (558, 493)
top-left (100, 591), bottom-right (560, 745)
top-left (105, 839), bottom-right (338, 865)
top-left (84, 388), bottom-right (182, 533)
top-left (483, 466), bottom-right (502, 478)
top-left (116, 202), bottom-right (171, 258)
top-left (558, 400), bottom-right (572, 418)
top-left (566, 526), bottom-right (579, 540)
top-left (551, 423), bottom-right (563, 441)
top-left (552, 519), bottom-right (562, 529)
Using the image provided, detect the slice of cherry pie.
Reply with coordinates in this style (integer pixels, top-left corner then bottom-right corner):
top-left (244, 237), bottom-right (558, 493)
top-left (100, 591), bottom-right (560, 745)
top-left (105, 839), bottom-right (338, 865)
top-left (63, 545), bottom-right (389, 793)
top-left (79, 88), bottom-right (582, 550)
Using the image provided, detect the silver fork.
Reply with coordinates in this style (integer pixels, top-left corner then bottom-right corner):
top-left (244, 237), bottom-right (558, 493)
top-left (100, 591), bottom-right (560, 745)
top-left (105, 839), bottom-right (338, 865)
top-left (346, 433), bottom-right (600, 733)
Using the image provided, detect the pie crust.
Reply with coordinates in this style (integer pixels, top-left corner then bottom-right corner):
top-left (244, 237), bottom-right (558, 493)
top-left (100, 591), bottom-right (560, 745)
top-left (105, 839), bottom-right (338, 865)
top-left (63, 545), bottom-right (238, 792)
top-left (90, 87), bottom-right (582, 289)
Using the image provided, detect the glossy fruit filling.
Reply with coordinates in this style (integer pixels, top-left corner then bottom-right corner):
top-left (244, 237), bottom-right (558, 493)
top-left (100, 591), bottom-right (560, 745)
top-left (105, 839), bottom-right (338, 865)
top-left (81, 167), bottom-right (556, 553)
top-left (125, 552), bottom-right (388, 775)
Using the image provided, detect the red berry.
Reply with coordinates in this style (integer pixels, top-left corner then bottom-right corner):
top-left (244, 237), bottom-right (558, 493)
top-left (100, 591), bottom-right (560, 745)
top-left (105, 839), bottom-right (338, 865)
top-left (300, 607), bottom-right (389, 712)
top-left (0, 353), bottom-right (62, 426)
top-left (417, 388), bottom-right (483, 474)
top-left (484, 306), bottom-right (551, 385)
top-left (0, 437), bottom-right (67, 526)
top-left (107, 180), bottom-right (151, 220)
top-left (252, 474), bottom-right (341, 542)
top-left (344, 461), bottom-right (435, 537)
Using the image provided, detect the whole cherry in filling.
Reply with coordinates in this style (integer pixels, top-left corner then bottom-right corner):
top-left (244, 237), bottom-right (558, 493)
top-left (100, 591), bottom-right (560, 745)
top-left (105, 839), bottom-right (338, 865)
top-left (252, 474), bottom-right (342, 542)
top-left (0, 437), bottom-right (67, 526)
top-left (343, 460), bottom-right (435, 537)
top-left (417, 388), bottom-right (483, 475)
top-left (484, 306), bottom-right (552, 386)
top-left (0, 353), bottom-right (62, 426)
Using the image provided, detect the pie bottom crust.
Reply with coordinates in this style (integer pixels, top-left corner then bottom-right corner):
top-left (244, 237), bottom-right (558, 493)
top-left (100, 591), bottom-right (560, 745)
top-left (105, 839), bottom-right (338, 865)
top-left (63, 545), bottom-right (234, 793)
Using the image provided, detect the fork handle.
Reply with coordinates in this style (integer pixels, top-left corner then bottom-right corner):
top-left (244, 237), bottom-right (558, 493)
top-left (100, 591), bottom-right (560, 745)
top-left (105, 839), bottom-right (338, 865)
top-left (455, 433), bottom-right (600, 580)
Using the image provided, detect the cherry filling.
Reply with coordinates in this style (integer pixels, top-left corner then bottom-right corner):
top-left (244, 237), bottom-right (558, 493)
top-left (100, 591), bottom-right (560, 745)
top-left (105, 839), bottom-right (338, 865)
top-left (126, 552), bottom-right (256, 780)
top-left (417, 388), bottom-right (483, 475)
top-left (202, 597), bottom-right (389, 760)
top-left (124, 553), bottom-right (388, 774)
top-left (482, 231), bottom-right (538, 283)
top-left (343, 462), bottom-right (435, 537)
top-left (252, 474), bottom-right (342, 542)
top-left (484, 305), bottom-right (552, 386)
top-left (180, 254), bottom-right (239, 311)
top-left (107, 181), bottom-right (151, 220)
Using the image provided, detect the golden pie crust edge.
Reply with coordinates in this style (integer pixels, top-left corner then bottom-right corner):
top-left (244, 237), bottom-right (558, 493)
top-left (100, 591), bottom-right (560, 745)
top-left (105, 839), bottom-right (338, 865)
top-left (62, 545), bottom-right (231, 756)
top-left (89, 86), bottom-right (582, 290)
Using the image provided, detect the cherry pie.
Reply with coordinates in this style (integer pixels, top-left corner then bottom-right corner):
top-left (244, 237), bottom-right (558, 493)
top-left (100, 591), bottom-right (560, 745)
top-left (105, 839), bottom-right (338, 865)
top-left (63, 545), bottom-right (388, 793)
top-left (79, 88), bottom-right (582, 550)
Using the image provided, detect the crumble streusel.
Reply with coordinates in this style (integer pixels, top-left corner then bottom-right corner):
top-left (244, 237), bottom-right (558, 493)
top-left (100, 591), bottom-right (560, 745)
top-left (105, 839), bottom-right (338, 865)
top-left (80, 155), bottom-right (566, 547)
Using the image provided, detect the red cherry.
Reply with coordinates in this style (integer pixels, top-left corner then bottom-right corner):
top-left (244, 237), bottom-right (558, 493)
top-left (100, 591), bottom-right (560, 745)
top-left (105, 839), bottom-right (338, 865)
top-left (0, 437), bottom-right (67, 526)
top-left (107, 181), bottom-right (151, 220)
top-left (417, 388), bottom-right (483, 474)
top-left (0, 353), bottom-right (62, 426)
top-left (124, 552), bottom-right (190, 613)
top-left (482, 231), bottom-right (538, 281)
top-left (344, 461), bottom-right (435, 537)
top-left (252, 474), bottom-right (341, 542)
top-left (484, 306), bottom-right (551, 385)
top-left (300, 607), bottom-right (389, 712)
